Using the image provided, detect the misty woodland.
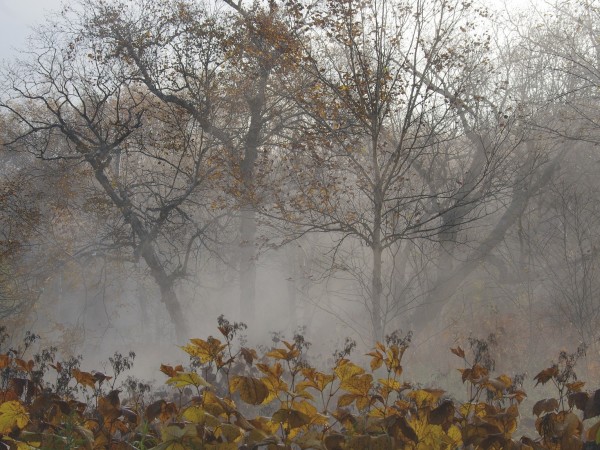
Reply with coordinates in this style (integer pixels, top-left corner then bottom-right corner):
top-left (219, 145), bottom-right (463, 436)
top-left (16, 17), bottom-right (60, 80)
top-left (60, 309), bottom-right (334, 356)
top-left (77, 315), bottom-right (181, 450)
top-left (1, 0), bottom-right (600, 448)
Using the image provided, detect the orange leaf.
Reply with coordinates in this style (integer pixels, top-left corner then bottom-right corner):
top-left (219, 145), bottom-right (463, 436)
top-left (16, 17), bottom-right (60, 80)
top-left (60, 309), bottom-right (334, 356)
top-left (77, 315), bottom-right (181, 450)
top-left (72, 369), bottom-right (96, 389)
top-left (160, 364), bottom-right (183, 378)
top-left (566, 381), bottom-right (585, 393)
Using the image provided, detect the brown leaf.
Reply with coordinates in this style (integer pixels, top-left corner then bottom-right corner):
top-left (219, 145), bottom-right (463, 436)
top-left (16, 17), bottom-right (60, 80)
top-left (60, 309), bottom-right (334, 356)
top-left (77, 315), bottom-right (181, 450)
top-left (92, 371), bottom-right (112, 384)
top-left (451, 346), bottom-right (465, 359)
top-left (584, 390), bottom-right (600, 420)
top-left (272, 407), bottom-right (311, 429)
top-left (382, 414), bottom-right (418, 443)
top-left (145, 399), bottom-right (166, 422)
top-left (568, 392), bottom-right (589, 411)
top-left (9, 378), bottom-right (28, 397)
top-left (533, 366), bottom-right (559, 386)
top-left (429, 399), bottom-right (455, 425)
top-left (532, 398), bottom-right (559, 417)
top-left (121, 408), bottom-right (138, 425)
top-left (324, 433), bottom-right (345, 450)
top-left (14, 359), bottom-right (30, 372)
top-left (240, 347), bottom-right (258, 365)
top-left (460, 364), bottom-right (489, 384)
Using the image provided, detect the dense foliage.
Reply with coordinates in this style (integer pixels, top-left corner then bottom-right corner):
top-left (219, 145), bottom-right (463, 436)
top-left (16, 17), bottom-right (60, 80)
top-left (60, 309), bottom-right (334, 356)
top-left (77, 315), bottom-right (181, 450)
top-left (0, 322), bottom-right (599, 450)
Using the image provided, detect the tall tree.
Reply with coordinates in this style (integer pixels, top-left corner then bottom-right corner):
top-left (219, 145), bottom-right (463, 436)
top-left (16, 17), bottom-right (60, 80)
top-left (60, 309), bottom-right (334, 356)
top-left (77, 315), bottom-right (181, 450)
top-left (75, 0), bottom-right (305, 323)
top-left (269, 0), bottom-right (521, 341)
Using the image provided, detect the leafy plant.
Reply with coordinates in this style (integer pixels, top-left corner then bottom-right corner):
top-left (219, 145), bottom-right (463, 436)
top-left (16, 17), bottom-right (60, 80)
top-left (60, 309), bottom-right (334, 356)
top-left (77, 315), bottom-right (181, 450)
top-left (1, 323), bottom-right (599, 449)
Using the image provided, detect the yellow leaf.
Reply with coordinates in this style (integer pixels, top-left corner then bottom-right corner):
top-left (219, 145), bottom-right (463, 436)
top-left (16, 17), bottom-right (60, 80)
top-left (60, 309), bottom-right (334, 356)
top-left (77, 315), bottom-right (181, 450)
top-left (261, 376), bottom-right (288, 404)
top-left (0, 401), bottom-right (29, 433)
top-left (408, 416), bottom-right (447, 449)
top-left (406, 389), bottom-right (445, 408)
top-left (164, 443), bottom-right (188, 450)
top-left (230, 376), bottom-right (269, 405)
top-left (334, 360), bottom-right (365, 383)
top-left (215, 423), bottom-right (242, 442)
top-left (446, 424), bottom-right (463, 447)
top-left (166, 372), bottom-right (209, 389)
top-left (265, 348), bottom-right (288, 360)
top-left (204, 443), bottom-right (238, 450)
top-left (459, 402), bottom-right (488, 419)
top-left (160, 423), bottom-right (198, 442)
top-left (293, 400), bottom-right (328, 426)
top-left (181, 338), bottom-right (226, 364)
top-left (1, 437), bottom-right (39, 450)
top-left (337, 393), bottom-right (358, 408)
top-left (340, 373), bottom-right (373, 396)
top-left (379, 378), bottom-right (402, 391)
top-left (182, 406), bottom-right (205, 423)
top-left (248, 416), bottom-right (280, 436)
top-left (367, 351), bottom-right (383, 371)
top-left (202, 390), bottom-right (234, 417)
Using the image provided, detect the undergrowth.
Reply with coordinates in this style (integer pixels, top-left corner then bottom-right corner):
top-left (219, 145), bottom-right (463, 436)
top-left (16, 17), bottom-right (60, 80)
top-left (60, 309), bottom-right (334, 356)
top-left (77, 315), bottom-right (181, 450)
top-left (0, 319), bottom-right (599, 449)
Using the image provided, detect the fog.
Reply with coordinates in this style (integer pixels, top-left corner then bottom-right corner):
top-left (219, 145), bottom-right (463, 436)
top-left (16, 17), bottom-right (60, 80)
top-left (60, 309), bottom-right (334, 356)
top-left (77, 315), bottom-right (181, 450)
top-left (1, 0), bottom-right (600, 440)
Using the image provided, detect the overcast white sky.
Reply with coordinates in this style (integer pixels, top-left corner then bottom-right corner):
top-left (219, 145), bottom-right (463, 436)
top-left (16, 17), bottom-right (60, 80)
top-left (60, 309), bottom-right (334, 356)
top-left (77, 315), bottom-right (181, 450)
top-left (0, 0), bottom-right (537, 63)
top-left (0, 0), bottom-right (64, 62)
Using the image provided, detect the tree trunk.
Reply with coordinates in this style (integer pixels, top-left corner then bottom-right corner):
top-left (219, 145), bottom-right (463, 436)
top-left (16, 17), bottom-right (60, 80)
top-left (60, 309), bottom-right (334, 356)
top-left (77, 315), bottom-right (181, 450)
top-left (372, 242), bottom-right (384, 343)
top-left (238, 70), bottom-right (268, 322)
top-left (411, 142), bottom-right (558, 327)
top-left (239, 206), bottom-right (257, 321)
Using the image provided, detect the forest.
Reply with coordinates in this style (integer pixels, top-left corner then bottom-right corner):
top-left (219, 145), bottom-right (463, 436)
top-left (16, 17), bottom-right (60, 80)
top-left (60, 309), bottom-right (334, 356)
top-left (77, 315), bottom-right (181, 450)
top-left (1, 0), bottom-right (600, 448)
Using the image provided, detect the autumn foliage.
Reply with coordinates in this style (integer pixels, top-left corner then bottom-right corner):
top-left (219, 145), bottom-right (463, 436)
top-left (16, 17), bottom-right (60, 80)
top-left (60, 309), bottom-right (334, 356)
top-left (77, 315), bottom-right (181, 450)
top-left (0, 321), bottom-right (599, 450)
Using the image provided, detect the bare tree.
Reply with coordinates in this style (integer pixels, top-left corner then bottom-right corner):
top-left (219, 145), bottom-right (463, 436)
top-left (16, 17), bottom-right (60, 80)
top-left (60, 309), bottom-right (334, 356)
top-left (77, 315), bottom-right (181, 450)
top-left (268, 0), bottom-right (522, 341)
top-left (1, 14), bottom-right (225, 341)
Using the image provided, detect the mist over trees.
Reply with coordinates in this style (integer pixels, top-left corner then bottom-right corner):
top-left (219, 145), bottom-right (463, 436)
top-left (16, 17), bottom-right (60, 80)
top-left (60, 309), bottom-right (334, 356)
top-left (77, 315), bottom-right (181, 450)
top-left (1, 0), bottom-right (600, 367)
